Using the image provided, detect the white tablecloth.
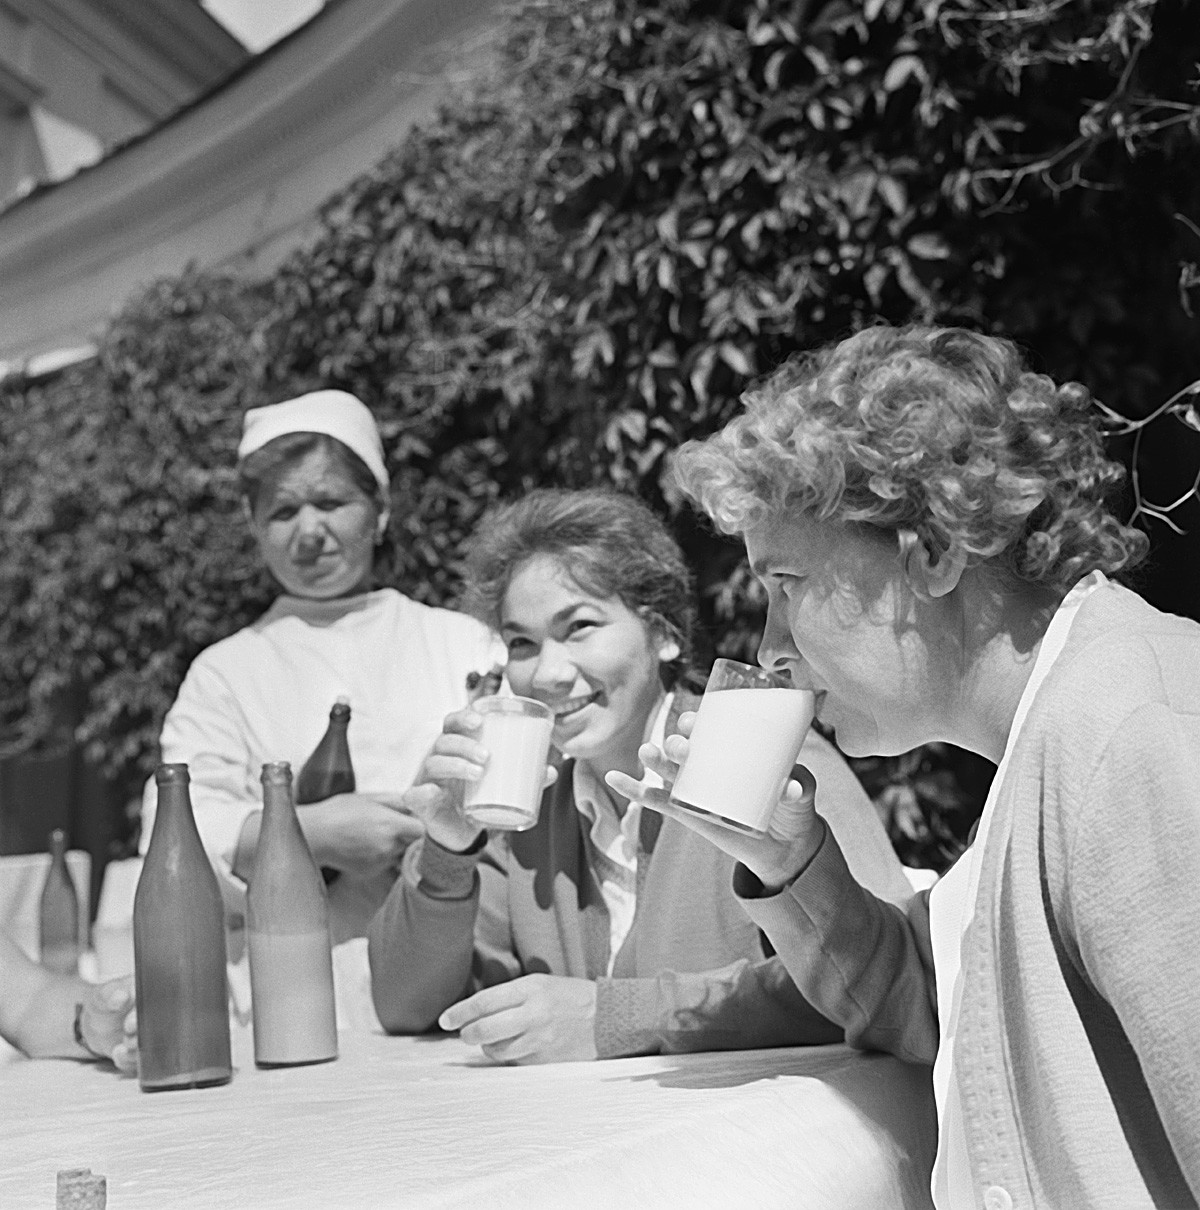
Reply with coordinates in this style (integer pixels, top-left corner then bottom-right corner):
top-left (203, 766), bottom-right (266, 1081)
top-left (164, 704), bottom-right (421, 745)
top-left (0, 1025), bottom-right (935, 1210)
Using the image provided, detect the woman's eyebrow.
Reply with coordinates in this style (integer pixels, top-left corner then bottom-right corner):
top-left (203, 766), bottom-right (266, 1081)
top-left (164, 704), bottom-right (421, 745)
top-left (500, 602), bottom-right (595, 635)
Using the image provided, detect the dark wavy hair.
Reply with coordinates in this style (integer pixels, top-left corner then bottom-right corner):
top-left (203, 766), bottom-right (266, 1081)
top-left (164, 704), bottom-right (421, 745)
top-left (460, 488), bottom-right (696, 688)
top-left (673, 325), bottom-right (1148, 593)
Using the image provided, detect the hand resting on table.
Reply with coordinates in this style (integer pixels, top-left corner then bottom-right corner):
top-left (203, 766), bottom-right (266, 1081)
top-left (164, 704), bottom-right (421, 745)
top-left (439, 974), bottom-right (597, 1064)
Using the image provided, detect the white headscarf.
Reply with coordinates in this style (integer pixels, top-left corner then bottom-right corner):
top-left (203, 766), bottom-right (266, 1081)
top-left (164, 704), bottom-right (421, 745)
top-left (238, 390), bottom-right (389, 494)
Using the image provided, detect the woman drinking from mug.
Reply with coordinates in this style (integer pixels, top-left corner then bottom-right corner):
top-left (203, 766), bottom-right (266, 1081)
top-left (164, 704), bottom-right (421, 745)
top-left (609, 326), bottom-right (1200, 1207)
top-left (369, 487), bottom-right (913, 1062)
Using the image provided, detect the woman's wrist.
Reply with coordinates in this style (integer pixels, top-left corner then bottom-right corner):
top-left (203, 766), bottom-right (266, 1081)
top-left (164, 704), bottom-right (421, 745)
top-left (425, 816), bottom-right (486, 856)
top-left (73, 1000), bottom-right (110, 1062)
top-left (755, 818), bottom-right (828, 896)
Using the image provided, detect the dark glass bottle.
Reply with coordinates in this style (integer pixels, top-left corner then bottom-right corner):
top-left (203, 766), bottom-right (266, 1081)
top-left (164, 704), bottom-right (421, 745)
top-left (133, 763), bottom-right (232, 1091)
top-left (296, 697), bottom-right (355, 803)
top-left (39, 828), bottom-right (80, 975)
top-left (296, 697), bottom-right (355, 885)
top-left (248, 762), bottom-right (337, 1066)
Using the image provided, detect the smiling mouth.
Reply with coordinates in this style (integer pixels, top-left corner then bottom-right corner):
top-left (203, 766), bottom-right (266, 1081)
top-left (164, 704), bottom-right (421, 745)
top-left (553, 691), bottom-right (601, 721)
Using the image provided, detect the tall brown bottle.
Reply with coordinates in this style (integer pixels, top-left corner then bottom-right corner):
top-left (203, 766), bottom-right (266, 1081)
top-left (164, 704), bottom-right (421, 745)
top-left (133, 763), bottom-right (231, 1091)
top-left (248, 762), bottom-right (338, 1066)
top-left (39, 828), bottom-right (80, 975)
top-left (296, 696), bottom-right (355, 885)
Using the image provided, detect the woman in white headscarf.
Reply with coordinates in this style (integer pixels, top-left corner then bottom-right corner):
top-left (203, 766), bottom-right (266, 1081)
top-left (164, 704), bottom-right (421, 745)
top-left (142, 390), bottom-right (503, 955)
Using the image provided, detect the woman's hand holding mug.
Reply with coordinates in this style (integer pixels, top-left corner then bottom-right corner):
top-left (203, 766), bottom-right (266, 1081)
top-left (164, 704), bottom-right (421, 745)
top-left (605, 710), bottom-right (827, 893)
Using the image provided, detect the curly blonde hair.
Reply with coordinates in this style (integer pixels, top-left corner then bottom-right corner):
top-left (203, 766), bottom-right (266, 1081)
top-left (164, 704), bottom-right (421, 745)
top-left (672, 325), bottom-right (1148, 592)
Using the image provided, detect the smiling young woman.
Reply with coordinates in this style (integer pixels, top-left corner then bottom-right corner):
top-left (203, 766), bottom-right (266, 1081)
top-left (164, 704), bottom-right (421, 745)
top-left (368, 487), bottom-right (914, 1064)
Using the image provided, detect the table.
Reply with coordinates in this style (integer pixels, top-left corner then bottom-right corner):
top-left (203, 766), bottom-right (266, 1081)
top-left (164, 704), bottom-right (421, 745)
top-left (0, 1024), bottom-right (935, 1209)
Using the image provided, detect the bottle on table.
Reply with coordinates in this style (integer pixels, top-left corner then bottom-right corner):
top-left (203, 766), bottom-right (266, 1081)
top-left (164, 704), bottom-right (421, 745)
top-left (39, 828), bottom-right (81, 975)
top-left (133, 762), bottom-right (232, 1092)
top-left (247, 761), bottom-right (338, 1067)
top-left (296, 696), bottom-right (355, 885)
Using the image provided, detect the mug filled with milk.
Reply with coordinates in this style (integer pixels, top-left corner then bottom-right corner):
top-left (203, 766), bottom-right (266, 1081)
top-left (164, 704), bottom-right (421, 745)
top-left (669, 659), bottom-right (815, 835)
top-left (462, 696), bottom-right (555, 831)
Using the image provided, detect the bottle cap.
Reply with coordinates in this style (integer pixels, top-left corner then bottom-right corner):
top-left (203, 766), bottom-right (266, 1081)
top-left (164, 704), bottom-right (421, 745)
top-left (154, 763), bottom-right (190, 784)
top-left (261, 761), bottom-right (293, 784)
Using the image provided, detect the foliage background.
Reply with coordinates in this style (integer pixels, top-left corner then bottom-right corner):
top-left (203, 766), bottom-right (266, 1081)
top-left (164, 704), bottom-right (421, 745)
top-left (2, 0), bottom-right (1198, 869)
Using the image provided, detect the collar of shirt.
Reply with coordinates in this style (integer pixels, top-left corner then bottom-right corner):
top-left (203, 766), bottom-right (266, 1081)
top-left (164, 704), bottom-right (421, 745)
top-left (572, 690), bottom-right (673, 866)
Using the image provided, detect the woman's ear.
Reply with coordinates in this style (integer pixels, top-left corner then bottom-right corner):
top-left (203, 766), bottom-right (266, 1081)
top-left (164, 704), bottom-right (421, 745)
top-left (899, 530), bottom-right (967, 599)
top-left (376, 507), bottom-right (391, 545)
top-left (640, 609), bottom-right (681, 665)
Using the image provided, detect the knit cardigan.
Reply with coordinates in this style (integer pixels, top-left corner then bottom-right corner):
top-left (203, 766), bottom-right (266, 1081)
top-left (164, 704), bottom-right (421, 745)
top-left (737, 581), bottom-right (1200, 1209)
top-left (369, 694), bottom-right (913, 1058)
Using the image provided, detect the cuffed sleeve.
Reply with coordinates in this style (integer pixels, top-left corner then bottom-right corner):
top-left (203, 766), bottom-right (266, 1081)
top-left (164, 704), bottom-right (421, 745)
top-left (593, 955), bottom-right (841, 1059)
top-left (736, 827), bottom-right (939, 1065)
top-left (368, 837), bottom-right (483, 1033)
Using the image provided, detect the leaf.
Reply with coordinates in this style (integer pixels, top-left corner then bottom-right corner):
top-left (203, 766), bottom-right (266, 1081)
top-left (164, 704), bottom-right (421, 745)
top-left (906, 233), bottom-right (951, 260)
top-left (718, 342), bottom-right (754, 376)
top-left (882, 55), bottom-right (924, 93)
top-left (877, 174), bottom-right (907, 215)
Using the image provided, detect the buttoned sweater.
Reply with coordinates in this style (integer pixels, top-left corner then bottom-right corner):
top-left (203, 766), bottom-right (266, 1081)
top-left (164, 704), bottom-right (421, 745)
top-left (738, 582), bottom-right (1200, 1209)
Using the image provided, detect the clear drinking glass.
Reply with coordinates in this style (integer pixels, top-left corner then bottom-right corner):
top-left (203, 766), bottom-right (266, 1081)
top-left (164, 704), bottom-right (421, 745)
top-left (461, 696), bottom-right (555, 831)
top-left (669, 658), bottom-right (816, 835)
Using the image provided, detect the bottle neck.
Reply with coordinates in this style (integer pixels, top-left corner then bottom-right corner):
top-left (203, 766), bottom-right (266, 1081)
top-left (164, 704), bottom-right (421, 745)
top-left (147, 781), bottom-right (203, 856)
top-left (261, 781), bottom-right (300, 838)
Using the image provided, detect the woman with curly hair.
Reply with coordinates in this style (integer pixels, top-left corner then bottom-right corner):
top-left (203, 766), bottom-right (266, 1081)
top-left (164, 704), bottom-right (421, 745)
top-left (608, 326), bottom-right (1200, 1208)
top-left (369, 487), bottom-right (913, 1063)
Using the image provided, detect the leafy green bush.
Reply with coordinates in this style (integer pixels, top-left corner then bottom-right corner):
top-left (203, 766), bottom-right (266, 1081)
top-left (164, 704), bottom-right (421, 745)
top-left (0, 274), bottom-right (276, 779)
top-left (2, 0), bottom-right (1197, 867)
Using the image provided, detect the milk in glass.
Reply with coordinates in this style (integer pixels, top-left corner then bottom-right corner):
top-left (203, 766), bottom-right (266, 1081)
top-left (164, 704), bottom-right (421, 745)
top-left (462, 697), bottom-right (554, 830)
top-left (671, 681), bottom-right (814, 834)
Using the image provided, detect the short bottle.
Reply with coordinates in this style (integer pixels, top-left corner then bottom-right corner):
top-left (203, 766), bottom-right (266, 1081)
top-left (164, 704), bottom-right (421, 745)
top-left (133, 763), bottom-right (232, 1091)
top-left (39, 828), bottom-right (81, 975)
top-left (296, 697), bottom-right (355, 804)
top-left (248, 761), bottom-right (338, 1067)
top-left (296, 696), bottom-right (355, 885)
